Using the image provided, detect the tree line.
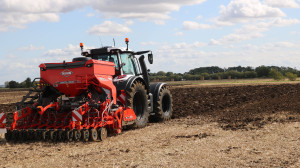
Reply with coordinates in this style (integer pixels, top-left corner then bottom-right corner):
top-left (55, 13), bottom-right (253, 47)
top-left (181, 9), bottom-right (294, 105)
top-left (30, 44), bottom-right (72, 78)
top-left (150, 65), bottom-right (299, 81)
top-left (3, 65), bottom-right (299, 88)
top-left (4, 77), bottom-right (33, 88)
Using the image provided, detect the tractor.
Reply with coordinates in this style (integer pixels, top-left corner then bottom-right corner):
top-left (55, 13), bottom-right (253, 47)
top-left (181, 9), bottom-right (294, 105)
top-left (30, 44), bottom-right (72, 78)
top-left (3, 38), bottom-right (173, 142)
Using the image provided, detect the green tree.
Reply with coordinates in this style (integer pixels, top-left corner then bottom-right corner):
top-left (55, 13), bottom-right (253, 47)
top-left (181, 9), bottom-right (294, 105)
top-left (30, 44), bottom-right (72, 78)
top-left (243, 71), bottom-right (257, 78)
top-left (270, 69), bottom-right (285, 81)
top-left (24, 77), bottom-right (32, 88)
top-left (255, 66), bottom-right (271, 77)
top-left (8, 81), bottom-right (19, 88)
top-left (156, 71), bottom-right (166, 76)
top-left (285, 72), bottom-right (297, 81)
top-left (166, 72), bottom-right (174, 77)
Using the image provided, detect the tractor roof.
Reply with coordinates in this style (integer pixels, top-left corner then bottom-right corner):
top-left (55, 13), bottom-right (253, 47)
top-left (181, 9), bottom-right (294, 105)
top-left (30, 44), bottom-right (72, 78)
top-left (82, 46), bottom-right (150, 57)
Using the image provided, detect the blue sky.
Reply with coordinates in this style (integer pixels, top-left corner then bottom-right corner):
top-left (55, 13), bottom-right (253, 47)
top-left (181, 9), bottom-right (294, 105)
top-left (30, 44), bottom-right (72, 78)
top-left (1, 0), bottom-right (300, 84)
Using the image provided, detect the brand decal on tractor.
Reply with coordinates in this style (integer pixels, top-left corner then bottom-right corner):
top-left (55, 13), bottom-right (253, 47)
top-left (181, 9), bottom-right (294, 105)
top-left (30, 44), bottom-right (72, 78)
top-left (60, 69), bottom-right (73, 77)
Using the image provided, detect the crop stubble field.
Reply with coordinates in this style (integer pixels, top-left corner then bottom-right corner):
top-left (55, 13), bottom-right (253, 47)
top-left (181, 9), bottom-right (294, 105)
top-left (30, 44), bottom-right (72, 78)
top-left (0, 82), bottom-right (299, 167)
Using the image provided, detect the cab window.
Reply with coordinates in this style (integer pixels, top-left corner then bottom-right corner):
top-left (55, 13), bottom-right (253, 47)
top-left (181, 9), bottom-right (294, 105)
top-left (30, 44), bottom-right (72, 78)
top-left (120, 53), bottom-right (136, 75)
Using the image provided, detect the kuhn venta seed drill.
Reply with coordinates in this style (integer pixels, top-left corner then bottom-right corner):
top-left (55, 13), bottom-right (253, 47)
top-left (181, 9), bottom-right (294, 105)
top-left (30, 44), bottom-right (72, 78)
top-left (1, 38), bottom-right (173, 142)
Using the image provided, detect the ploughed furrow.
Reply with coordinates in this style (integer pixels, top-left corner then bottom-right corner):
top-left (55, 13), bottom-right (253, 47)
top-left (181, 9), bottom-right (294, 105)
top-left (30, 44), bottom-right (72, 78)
top-left (170, 83), bottom-right (300, 130)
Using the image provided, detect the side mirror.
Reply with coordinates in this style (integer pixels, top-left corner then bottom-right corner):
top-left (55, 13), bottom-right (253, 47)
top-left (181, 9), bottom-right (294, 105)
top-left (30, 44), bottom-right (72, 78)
top-left (148, 53), bottom-right (153, 64)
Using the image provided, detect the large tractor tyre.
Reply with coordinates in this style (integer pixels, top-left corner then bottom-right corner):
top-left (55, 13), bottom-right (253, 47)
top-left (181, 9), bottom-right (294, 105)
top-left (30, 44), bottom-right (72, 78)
top-left (151, 87), bottom-right (173, 122)
top-left (126, 81), bottom-right (149, 128)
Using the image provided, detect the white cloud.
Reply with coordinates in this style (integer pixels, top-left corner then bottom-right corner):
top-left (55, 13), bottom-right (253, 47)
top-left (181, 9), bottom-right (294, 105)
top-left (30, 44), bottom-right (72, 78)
top-left (182, 21), bottom-right (213, 30)
top-left (0, 13), bottom-right (59, 31)
top-left (0, 55), bottom-right (37, 84)
top-left (141, 41), bottom-right (158, 46)
top-left (263, 0), bottom-right (300, 8)
top-left (86, 13), bottom-right (95, 17)
top-left (290, 31), bottom-right (300, 35)
top-left (43, 44), bottom-right (80, 62)
top-left (211, 18), bottom-right (300, 45)
top-left (150, 41), bottom-right (300, 73)
top-left (125, 20), bottom-right (134, 26)
top-left (0, 0), bottom-right (207, 31)
top-left (0, 0), bottom-right (81, 31)
top-left (216, 0), bottom-right (285, 25)
top-left (87, 21), bottom-right (131, 36)
top-left (196, 15), bottom-right (203, 20)
top-left (262, 41), bottom-right (297, 49)
top-left (91, 0), bottom-right (206, 22)
top-left (175, 32), bottom-right (184, 36)
top-left (18, 44), bottom-right (45, 51)
top-left (271, 18), bottom-right (300, 26)
top-left (7, 54), bottom-right (17, 59)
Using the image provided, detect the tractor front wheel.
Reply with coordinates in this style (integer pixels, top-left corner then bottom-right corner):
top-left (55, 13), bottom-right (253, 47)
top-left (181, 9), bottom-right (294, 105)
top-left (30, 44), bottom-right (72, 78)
top-left (126, 81), bottom-right (149, 128)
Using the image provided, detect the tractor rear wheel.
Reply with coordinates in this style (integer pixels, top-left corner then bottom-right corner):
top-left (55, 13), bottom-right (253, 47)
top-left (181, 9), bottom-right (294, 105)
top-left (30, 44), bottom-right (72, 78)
top-left (151, 87), bottom-right (173, 121)
top-left (126, 81), bottom-right (149, 128)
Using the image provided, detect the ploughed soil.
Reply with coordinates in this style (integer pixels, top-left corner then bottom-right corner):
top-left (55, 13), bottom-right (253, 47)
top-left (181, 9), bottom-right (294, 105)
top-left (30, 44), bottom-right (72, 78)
top-left (0, 83), bottom-right (299, 167)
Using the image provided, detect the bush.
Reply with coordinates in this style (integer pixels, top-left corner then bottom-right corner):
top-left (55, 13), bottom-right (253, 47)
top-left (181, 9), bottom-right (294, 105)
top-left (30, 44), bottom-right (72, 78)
top-left (255, 66), bottom-right (271, 77)
top-left (243, 71), bottom-right (257, 78)
top-left (270, 69), bottom-right (285, 81)
top-left (285, 72), bottom-right (297, 81)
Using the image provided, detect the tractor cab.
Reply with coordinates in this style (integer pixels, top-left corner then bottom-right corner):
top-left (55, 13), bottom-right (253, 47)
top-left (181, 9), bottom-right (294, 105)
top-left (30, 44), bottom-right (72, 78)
top-left (79, 38), bottom-right (153, 85)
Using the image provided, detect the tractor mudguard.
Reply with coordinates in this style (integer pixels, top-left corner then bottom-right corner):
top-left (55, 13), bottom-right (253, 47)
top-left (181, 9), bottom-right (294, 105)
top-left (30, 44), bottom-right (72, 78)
top-left (149, 82), bottom-right (167, 103)
top-left (113, 75), bottom-right (148, 93)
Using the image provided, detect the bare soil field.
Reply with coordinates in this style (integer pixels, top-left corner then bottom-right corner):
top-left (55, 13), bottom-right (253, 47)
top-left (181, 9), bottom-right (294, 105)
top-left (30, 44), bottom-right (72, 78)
top-left (0, 83), bottom-right (299, 167)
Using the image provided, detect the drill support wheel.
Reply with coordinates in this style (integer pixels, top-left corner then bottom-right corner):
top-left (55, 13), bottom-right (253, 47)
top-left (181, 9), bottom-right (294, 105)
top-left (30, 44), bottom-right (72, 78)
top-left (42, 131), bottom-right (48, 141)
top-left (59, 130), bottom-right (66, 141)
top-left (73, 129), bottom-right (81, 141)
top-left (89, 129), bottom-right (98, 141)
top-left (49, 130), bottom-right (55, 141)
top-left (82, 130), bottom-right (89, 142)
top-left (66, 130), bottom-right (73, 142)
top-left (98, 127), bottom-right (107, 141)
top-left (5, 130), bottom-right (12, 142)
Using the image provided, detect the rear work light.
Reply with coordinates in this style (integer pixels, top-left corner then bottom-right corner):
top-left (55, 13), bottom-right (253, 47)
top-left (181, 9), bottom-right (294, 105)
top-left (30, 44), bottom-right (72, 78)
top-left (86, 63), bottom-right (93, 68)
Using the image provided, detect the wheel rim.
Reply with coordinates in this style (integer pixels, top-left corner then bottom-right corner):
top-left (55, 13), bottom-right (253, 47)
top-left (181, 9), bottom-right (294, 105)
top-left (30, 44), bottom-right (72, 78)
top-left (74, 130), bottom-right (81, 141)
top-left (83, 130), bottom-right (89, 141)
top-left (99, 127), bottom-right (107, 141)
top-left (53, 131), bottom-right (58, 141)
top-left (42, 131), bottom-right (47, 141)
top-left (162, 94), bottom-right (171, 115)
top-left (66, 130), bottom-right (73, 142)
top-left (60, 131), bottom-right (64, 141)
top-left (90, 129), bottom-right (97, 141)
